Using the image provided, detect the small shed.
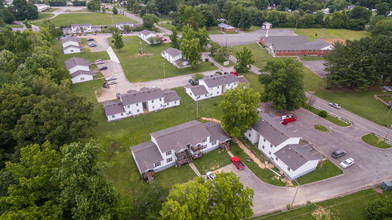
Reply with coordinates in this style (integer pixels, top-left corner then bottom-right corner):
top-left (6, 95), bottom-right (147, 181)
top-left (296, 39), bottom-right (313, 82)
top-left (262, 22), bottom-right (272, 30)
top-left (381, 181), bottom-right (392, 191)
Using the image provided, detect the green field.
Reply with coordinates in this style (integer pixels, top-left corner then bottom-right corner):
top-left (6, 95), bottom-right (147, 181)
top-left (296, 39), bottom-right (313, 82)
top-left (305, 106), bottom-right (350, 127)
top-left (112, 36), bottom-right (217, 82)
top-left (296, 159), bottom-right (343, 185)
top-left (245, 25), bottom-right (261, 32)
top-left (193, 148), bottom-right (232, 174)
top-left (35, 13), bottom-right (53, 21)
top-left (5, 23), bottom-right (23, 28)
top-left (37, 13), bottom-right (136, 27)
top-left (289, 28), bottom-right (369, 41)
top-left (43, 8), bottom-right (58, 13)
top-left (362, 133), bottom-right (392, 149)
top-left (257, 188), bottom-right (392, 220)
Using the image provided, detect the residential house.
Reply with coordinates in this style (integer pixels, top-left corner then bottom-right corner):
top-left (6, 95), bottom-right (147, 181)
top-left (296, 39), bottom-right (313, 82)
top-left (161, 48), bottom-right (190, 68)
top-left (62, 36), bottom-right (82, 54)
top-left (184, 74), bottom-right (248, 101)
top-left (131, 120), bottom-right (231, 179)
top-left (139, 30), bottom-right (160, 44)
top-left (71, 24), bottom-right (92, 33)
top-left (64, 57), bottom-right (96, 84)
top-left (103, 87), bottom-right (180, 121)
top-left (34, 4), bottom-right (50, 12)
top-left (218, 23), bottom-right (235, 32)
top-left (260, 36), bottom-right (334, 56)
top-left (262, 22), bottom-right (272, 30)
top-left (115, 22), bottom-right (134, 31)
top-left (244, 118), bottom-right (322, 180)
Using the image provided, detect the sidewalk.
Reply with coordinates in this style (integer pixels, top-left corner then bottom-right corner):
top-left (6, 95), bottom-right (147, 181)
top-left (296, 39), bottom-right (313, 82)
top-left (106, 47), bottom-right (120, 63)
top-left (189, 163), bottom-right (201, 176)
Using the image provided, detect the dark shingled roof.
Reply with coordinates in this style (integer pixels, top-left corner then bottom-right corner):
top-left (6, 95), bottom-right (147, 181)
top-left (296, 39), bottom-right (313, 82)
top-left (238, 76), bottom-right (248, 84)
top-left (71, 70), bottom-right (96, 78)
top-left (201, 74), bottom-right (240, 88)
top-left (205, 122), bottom-right (231, 143)
top-left (252, 119), bottom-right (289, 146)
top-left (63, 45), bottom-right (83, 50)
top-left (62, 36), bottom-right (81, 44)
top-left (274, 144), bottom-right (323, 171)
top-left (151, 120), bottom-right (211, 152)
top-left (120, 87), bottom-right (164, 105)
top-left (64, 57), bottom-right (90, 70)
top-left (184, 84), bottom-right (208, 96)
top-left (103, 100), bottom-right (125, 116)
top-left (131, 141), bottom-right (163, 174)
top-left (162, 48), bottom-right (182, 57)
top-left (140, 30), bottom-right (157, 36)
top-left (163, 89), bottom-right (180, 103)
top-left (262, 36), bottom-right (331, 51)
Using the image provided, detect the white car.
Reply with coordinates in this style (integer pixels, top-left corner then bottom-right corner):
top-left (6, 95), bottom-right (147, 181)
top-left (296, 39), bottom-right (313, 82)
top-left (339, 158), bottom-right (354, 168)
top-left (105, 76), bottom-right (116, 81)
top-left (108, 80), bottom-right (117, 85)
top-left (94, 59), bottom-right (104, 65)
top-left (206, 171), bottom-right (215, 180)
top-left (329, 103), bottom-right (341, 109)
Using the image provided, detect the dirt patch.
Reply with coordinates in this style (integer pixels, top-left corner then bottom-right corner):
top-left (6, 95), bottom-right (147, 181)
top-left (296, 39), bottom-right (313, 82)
top-left (201, 117), bottom-right (222, 124)
top-left (322, 38), bottom-right (345, 45)
top-left (372, 187), bottom-right (383, 194)
top-left (137, 53), bottom-right (154, 57)
top-left (107, 142), bottom-right (125, 161)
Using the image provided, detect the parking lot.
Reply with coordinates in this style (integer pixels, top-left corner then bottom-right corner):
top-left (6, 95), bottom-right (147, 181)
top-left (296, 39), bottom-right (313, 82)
top-left (77, 34), bottom-right (111, 52)
top-left (302, 60), bottom-right (329, 78)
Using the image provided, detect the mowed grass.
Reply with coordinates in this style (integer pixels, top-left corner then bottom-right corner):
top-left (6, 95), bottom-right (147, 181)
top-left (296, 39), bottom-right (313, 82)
top-left (296, 159), bottom-right (342, 185)
top-left (6, 23), bottom-right (23, 28)
top-left (193, 148), bottom-right (232, 174)
top-left (314, 124), bottom-right (329, 132)
top-left (305, 105), bottom-right (350, 127)
top-left (362, 133), bottom-right (392, 149)
top-left (257, 188), bottom-right (392, 220)
top-left (289, 28), bottom-right (369, 41)
top-left (112, 36), bottom-right (217, 82)
top-left (40, 13), bottom-right (136, 27)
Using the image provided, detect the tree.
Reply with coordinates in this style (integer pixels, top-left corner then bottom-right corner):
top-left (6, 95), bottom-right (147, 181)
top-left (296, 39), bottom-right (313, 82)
top-left (113, 6), bottom-right (118, 15)
top-left (235, 47), bottom-right (255, 73)
top-left (220, 85), bottom-right (260, 137)
top-left (215, 46), bottom-right (231, 62)
top-left (123, 25), bottom-right (131, 33)
top-left (209, 41), bottom-right (220, 56)
top-left (238, 9), bottom-right (252, 30)
top-left (142, 13), bottom-right (159, 29)
top-left (170, 26), bottom-right (180, 49)
top-left (101, 6), bottom-right (106, 13)
top-left (180, 38), bottom-right (201, 68)
top-left (133, 184), bottom-right (169, 219)
top-left (371, 19), bottom-right (392, 36)
top-left (12, 0), bottom-right (38, 20)
top-left (375, 2), bottom-right (390, 16)
top-left (112, 28), bottom-right (124, 49)
top-left (126, 0), bottom-right (131, 11)
top-left (0, 8), bottom-right (15, 24)
top-left (259, 59), bottom-right (307, 111)
top-left (366, 199), bottom-right (392, 220)
top-left (87, 0), bottom-right (101, 12)
top-left (160, 172), bottom-right (254, 220)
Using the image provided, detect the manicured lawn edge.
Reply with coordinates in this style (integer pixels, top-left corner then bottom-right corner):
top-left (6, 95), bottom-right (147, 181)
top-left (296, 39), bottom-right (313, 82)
top-left (296, 159), bottom-right (343, 185)
top-left (193, 148), bottom-right (232, 174)
top-left (305, 106), bottom-right (350, 127)
top-left (361, 133), bottom-right (392, 149)
top-left (314, 124), bottom-right (329, 132)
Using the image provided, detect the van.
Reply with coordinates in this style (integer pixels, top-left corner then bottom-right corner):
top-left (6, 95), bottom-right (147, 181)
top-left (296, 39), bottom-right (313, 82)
top-left (331, 149), bottom-right (346, 159)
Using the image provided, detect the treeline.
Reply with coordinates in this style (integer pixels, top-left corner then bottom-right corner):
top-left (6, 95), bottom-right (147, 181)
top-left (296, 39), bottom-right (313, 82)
top-left (0, 0), bottom-right (38, 24)
top-left (325, 19), bottom-right (392, 88)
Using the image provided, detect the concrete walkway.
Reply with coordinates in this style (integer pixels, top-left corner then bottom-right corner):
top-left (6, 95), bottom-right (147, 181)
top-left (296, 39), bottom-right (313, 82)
top-left (189, 163), bottom-right (201, 176)
top-left (106, 47), bottom-right (120, 63)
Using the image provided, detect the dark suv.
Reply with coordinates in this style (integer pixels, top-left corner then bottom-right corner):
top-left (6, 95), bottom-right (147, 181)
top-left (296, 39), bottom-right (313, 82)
top-left (331, 149), bottom-right (346, 159)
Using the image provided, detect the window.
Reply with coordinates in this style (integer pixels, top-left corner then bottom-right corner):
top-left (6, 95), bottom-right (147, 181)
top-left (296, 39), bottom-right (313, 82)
top-left (166, 151), bottom-right (171, 156)
top-left (128, 105), bottom-right (130, 108)
top-left (137, 109), bottom-right (139, 112)
top-left (71, 50), bottom-right (73, 52)
top-left (262, 145), bottom-right (264, 149)
top-left (121, 113), bottom-right (123, 116)
top-left (80, 77), bottom-right (85, 80)
top-left (287, 167), bottom-right (291, 171)
top-left (263, 138), bottom-right (266, 142)
top-left (159, 98), bottom-right (162, 101)
top-left (155, 162), bottom-right (161, 167)
top-left (174, 101), bottom-right (176, 104)
top-left (112, 115), bottom-right (115, 118)
top-left (152, 106), bottom-right (155, 109)
top-left (167, 158), bottom-right (172, 163)
top-left (212, 140), bottom-right (217, 145)
top-left (152, 100), bottom-right (154, 103)
top-left (202, 138), bottom-right (207, 142)
top-left (276, 157), bottom-right (278, 161)
top-left (270, 144), bottom-right (273, 148)
top-left (269, 151), bottom-right (271, 155)
top-left (217, 91), bottom-right (219, 94)
top-left (136, 103), bottom-right (139, 106)
top-left (248, 133), bottom-right (251, 137)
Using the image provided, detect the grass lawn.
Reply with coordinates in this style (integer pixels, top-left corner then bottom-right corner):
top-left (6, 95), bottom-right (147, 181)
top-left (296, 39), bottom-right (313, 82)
top-left (362, 133), bottom-right (392, 149)
top-left (206, 26), bottom-right (224, 35)
top-left (43, 8), bottom-right (58, 12)
top-left (305, 105), bottom-right (350, 127)
top-left (230, 143), bottom-right (287, 187)
top-left (244, 72), bottom-right (264, 94)
top-left (299, 56), bottom-right (325, 61)
top-left (296, 159), bottom-right (342, 185)
top-left (314, 124), bottom-right (329, 132)
top-left (34, 13), bottom-right (53, 21)
top-left (257, 188), bottom-right (392, 220)
top-left (193, 148), bottom-right (232, 174)
top-left (157, 23), bottom-right (175, 31)
top-left (289, 28), bottom-right (369, 41)
top-left (51, 39), bottom-right (110, 66)
top-left (6, 23), bottom-right (23, 28)
top-left (112, 36), bottom-right (218, 82)
top-left (213, 58), bottom-right (235, 67)
top-left (38, 13), bottom-right (136, 27)
top-left (244, 25), bottom-right (260, 32)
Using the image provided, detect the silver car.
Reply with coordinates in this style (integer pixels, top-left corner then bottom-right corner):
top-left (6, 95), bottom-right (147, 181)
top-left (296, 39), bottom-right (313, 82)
top-left (108, 80), bottom-right (117, 85)
top-left (339, 158), bottom-right (354, 168)
top-left (105, 76), bottom-right (116, 81)
top-left (329, 103), bottom-right (341, 109)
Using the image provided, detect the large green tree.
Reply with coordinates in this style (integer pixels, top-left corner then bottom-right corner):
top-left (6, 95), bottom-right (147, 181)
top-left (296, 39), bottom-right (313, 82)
top-left (142, 13), bottom-right (159, 29)
top-left (160, 172), bottom-right (254, 219)
top-left (170, 26), bottom-right (180, 49)
top-left (12, 0), bottom-right (38, 20)
top-left (234, 47), bottom-right (255, 73)
top-left (259, 59), bottom-right (307, 111)
top-left (220, 84), bottom-right (260, 137)
top-left (366, 198), bottom-right (392, 220)
top-left (112, 28), bottom-right (124, 50)
top-left (180, 38), bottom-right (201, 68)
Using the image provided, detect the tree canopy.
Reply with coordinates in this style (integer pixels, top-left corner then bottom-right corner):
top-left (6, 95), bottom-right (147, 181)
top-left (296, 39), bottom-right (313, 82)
top-left (366, 198), bottom-right (392, 220)
top-left (220, 84), bottom-right (260, 137)
top-left (259, 59), bottom-right (307, 111)
top-left (142, 13), bottom-right (159, 29)
top-left (235, 47), bottom-right (255, 73)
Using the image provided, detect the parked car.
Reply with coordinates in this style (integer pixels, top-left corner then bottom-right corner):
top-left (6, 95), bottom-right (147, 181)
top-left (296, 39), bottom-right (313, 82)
top-left (329, 103), bottom-right (341, 109)
top-left (99, 66), bottom-right (108, 71)
top-left (94, 59), bottom-right (104, 64)
top-left (339, 158), bottom-right (354, 168)
top-left (281, 113), bottom-right (297, 125)
top-left (163, 38), bottom-right (167, 41)
top-left (331, 149), bottom-right (346, 159)
top-left (230, 71), bottom-right (238, 76)
top-left (88, 42), bottom-right (96, 47)
top-left (106, 76), bottom-right (116, 81)
top-left (87, 38), bottom-right (94, 41)
top-left (206, 171), bottom-right (215, 180)
top-left (224, 72), bottom-right (229, 75)
top-left (108, 80), bottom-right (117, 85)
top-left (189, 79), bottom-right (195, 85)
top-left (231, 156), bottom-right (245, 170)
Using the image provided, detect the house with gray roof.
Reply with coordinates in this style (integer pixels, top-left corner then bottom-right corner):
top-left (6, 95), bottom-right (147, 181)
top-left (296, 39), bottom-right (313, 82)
top-left (218, 23), bottom-right (235, 32)
top-left (62, 37), bottom-right (82, 54)
top-left (115, 22), bottom-right (134, 31)
top-left (262, 22), bottom-right (272, 30)
top-left (64, 57), bottom-right (96, 84)
top-left (184, 74), bottom-right (248, 101)
top-left (244, 117), bottom-right (322, 180)
top-left (103, 87), bottom-right (180, 122)
top-left (71, 24), bottom-right (92, 33)
top-left (260, 35), bottom-right (334, 56)
top-left (131, 120), bottom-right (231, 178)
top-left (161, 48), bottom-right (190, 68)
top-left (70, 70), bottom-right (96, 84)
top-left (139, 30), bottom-right (160, 44)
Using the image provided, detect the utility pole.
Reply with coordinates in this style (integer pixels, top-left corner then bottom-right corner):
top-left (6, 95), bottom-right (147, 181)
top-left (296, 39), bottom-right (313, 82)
top-left (163, 62), bottom-right (165, 78)
top-left (295, 19), bottom-right (298, 32)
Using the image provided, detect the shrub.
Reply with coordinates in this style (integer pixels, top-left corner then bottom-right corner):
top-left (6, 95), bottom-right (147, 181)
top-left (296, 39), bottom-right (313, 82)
top-left (318, 110), bottom-right (328, 118)
top-left (49, 1), bottom-right (66, 6)
top-left (205, 58), bottom-right (209, 62)
top-left (72, 1), bottom-right (86, 6)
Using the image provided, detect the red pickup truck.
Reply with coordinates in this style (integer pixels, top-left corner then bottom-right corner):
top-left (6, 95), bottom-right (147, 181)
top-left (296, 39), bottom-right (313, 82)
top-left (231, 156), bottom-right (245, 170)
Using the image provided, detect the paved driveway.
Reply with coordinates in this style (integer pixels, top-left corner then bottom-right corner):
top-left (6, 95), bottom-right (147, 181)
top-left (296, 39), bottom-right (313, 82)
top-left (302, 60), bottom-right (329, 78)
top-left (77, 34), bottom-right (111, 52)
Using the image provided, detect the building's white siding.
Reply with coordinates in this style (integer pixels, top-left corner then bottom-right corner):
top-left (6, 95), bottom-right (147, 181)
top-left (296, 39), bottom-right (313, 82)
top-left (257, 135), bottom-right (299, 154)
top-left (63, 47), bottom-right (81, 54)
top-left (164, 100), bottom-right (180, 108)
top-left (71, 74), bottom-right (94, 84)
top-left (139, 33), bottom-right (157, 44)
top-left (147, 98), bottom-right (165, 112)
top-left (69, 65), bottom-right (90, 74)
top-left (123, 102), bottom-right (143, 116)
top-left (71, 25), bottom-right (92, 33)
top-left (274, 159), bottom-right (319, 180)
top-left (184, 87), bottom-right (209, 101)
top-left (244, 128), bottom-right (260, 145)
top-left (107, 111), bottom-right (128, 122)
